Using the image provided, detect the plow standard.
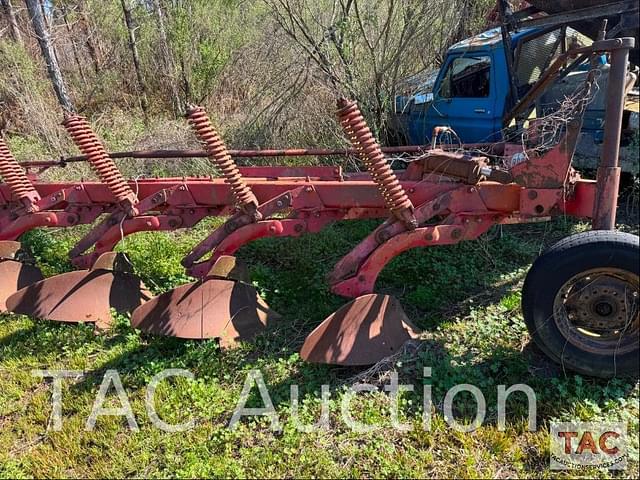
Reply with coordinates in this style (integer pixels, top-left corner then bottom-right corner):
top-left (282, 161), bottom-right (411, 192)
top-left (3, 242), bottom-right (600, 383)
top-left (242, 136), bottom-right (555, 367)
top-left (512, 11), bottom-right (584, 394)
top-left (1, 37), bottom-right (638, 377)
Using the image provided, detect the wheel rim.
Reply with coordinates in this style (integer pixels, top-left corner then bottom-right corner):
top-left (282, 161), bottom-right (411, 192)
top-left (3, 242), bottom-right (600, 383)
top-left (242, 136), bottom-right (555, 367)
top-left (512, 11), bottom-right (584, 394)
top-left (553, 268), bottom-right (640, 355)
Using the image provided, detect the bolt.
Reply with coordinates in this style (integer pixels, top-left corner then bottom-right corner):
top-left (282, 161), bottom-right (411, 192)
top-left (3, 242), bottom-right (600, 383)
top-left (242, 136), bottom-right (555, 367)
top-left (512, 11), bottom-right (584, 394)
top-left (408, 188), bottom-right (415, 194)
top-left (451, 229), bottom-right (462, 239)
top-left (476, 217), bottom-right (483, 223)
top-left (468, 187), bottom-right (476, 193)
top-left (425, 233), bottom-right (434, 241)
top-left (75, 185), bottom-right (82, 191)
top-left (294, 224), bottom-right (304, 233)
top-left (305, 186), bottom-right (313, 193)
top-left (269, 224), bottom-right (277, 233)
top-left (276, 200), bottom-right (283, 208)
top-left (528, 190), bottom-right (538, 200)
top-left (50, 196), bottom-right (56, 202)
top-left (179, 185), bottom-right (186, 191)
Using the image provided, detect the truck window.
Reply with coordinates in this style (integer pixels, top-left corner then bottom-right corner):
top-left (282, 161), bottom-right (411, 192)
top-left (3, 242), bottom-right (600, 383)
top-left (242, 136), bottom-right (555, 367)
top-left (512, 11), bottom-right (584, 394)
top-left (515, 29), bottom-right (563, 88)
top-left (439, 56), bottom-right (491, 98)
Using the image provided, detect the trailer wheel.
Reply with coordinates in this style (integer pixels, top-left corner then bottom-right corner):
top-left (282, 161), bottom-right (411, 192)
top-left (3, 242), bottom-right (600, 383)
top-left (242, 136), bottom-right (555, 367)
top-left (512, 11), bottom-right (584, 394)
top-left (522, 230), bottom-right (639, 378)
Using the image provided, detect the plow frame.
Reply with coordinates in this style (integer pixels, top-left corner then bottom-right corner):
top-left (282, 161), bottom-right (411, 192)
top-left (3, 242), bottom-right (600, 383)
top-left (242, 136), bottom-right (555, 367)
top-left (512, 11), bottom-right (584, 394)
top-left (0, 36), bottom-right (633, 299)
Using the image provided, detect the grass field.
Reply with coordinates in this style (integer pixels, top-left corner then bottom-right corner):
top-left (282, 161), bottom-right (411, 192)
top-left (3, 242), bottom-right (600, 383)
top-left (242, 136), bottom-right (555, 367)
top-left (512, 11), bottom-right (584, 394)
top-left (1, 215), bottom-right (638, 478)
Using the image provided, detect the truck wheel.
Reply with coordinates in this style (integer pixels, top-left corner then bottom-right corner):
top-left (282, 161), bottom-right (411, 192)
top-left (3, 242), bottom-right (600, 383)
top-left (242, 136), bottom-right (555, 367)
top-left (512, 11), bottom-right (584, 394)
top-left (522, 230), bottom-right (639, 378)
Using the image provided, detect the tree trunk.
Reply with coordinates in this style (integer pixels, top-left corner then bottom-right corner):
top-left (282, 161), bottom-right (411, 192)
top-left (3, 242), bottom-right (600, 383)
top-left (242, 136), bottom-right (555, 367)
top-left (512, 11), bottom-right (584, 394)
top-left (78, 0), bottom-right (100, 73)
top-left (24, 0), bottom-right (75, 112)
top-left (120, 0), bottom-right (148, 115)
top-left (152, 0), bottom-right (181, 115)
top-left (453, 0), bottom-right (471, 44)
top-left (1, 0), bottom-right (22, 43)
top-left (61, 3), bottom-right (87, 86)
top-left (38, 0), bottom-right (63, 69)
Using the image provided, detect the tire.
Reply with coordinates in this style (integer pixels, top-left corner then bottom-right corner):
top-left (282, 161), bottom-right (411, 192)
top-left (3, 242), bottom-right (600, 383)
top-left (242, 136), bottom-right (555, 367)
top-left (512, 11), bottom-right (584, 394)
top-left (522, 230), bottom-right (639, 378)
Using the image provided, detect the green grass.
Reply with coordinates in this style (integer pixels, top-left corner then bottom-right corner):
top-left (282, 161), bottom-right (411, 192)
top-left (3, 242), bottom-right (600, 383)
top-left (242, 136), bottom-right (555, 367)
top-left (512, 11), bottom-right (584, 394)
top-left (1, 218), bottom-right (638, 478)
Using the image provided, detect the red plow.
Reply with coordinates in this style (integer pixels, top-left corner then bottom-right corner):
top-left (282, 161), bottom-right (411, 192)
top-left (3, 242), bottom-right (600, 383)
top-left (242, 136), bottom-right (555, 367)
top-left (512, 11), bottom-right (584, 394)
top-left (1, 37), bottom-right (638, 377)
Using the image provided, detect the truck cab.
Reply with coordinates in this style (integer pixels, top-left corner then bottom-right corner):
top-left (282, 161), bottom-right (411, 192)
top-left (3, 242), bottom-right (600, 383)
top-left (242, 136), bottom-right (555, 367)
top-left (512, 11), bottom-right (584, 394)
top-left (394, 26), bottom-right (614, 145)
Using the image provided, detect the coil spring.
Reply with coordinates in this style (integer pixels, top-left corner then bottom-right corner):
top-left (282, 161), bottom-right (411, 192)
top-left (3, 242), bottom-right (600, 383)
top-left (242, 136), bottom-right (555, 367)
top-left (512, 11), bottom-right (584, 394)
top-left (336, 99), bottom-right (414, 216)
top-left (0, 137), bottom-right (40, 206)
top-left (62, 115), bottom-right (137, 209)
top-left (186, 105), bottom-right (258, 209)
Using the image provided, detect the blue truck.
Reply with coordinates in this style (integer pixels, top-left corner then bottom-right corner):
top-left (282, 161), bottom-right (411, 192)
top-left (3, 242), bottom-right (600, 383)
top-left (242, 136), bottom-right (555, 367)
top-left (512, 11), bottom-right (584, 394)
top-left (391, 24), bottom-right (639, 170)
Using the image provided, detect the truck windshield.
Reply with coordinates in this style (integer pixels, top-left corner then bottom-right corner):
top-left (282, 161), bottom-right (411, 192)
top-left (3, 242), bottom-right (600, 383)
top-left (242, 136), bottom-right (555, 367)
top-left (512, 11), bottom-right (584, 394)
top-left (439, 56), bottom-right (491, 98)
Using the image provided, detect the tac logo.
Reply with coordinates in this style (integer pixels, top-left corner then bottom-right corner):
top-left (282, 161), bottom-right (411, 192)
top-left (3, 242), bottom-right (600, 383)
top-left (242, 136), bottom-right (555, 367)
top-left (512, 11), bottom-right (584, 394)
top-left (550, 422), bottom-right (628, 470)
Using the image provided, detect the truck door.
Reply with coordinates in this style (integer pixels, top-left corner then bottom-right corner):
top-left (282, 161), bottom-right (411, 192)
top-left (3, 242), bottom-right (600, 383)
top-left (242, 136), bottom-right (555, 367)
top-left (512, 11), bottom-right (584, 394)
top-left (426, 54), bottom-right (500, 143)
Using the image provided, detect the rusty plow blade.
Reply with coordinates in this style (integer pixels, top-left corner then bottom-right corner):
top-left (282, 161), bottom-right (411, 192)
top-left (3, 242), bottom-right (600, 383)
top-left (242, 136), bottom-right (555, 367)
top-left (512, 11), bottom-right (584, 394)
top-left (130, 256), bottom-right (280, 346)
top-left (0, 241), bottom-right (44, 313)
top-left (5, 252), bottom-right (150, 329)
top-left (300, 294), bottom-right (421, 366)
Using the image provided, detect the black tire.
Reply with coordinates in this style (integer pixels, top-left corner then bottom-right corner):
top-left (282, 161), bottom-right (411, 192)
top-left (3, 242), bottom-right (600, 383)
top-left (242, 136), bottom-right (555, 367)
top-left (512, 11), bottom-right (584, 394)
top-left (522, 230), bottom-right (639, 378)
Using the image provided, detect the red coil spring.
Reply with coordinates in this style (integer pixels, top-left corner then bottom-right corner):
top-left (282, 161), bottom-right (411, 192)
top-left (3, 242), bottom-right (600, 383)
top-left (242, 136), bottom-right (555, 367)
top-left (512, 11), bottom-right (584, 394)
top-left (186, 105), bottom-right (258, 209)
top-left (336, 99), bottom-right (413, 215)
top-left (62, 115), bottom-right (137, 209)
top-left (0, 137), bottom-right (40, 206)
